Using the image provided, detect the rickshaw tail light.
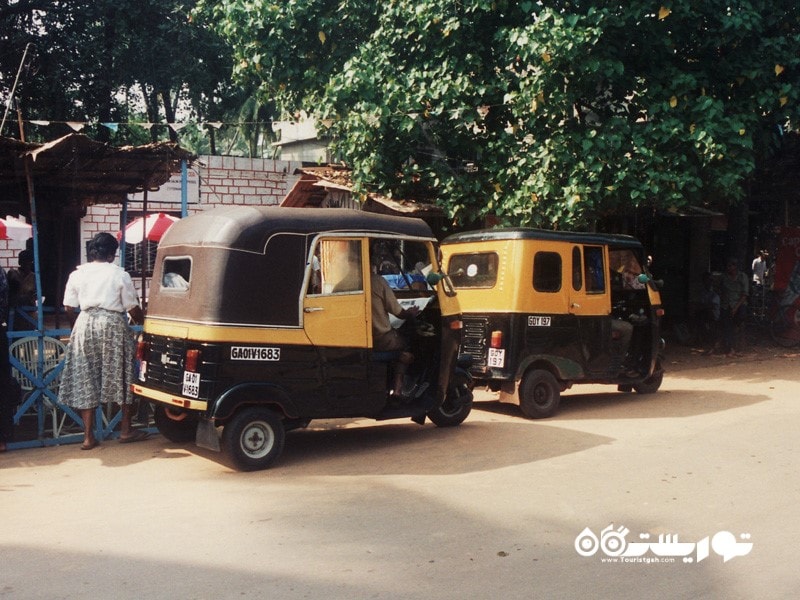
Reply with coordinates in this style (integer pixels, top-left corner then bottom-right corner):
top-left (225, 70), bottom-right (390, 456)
top-left (490, 330), bottom-right (503, 348)
top-left (136, 340), bottom-right (148, 362)
top-left (656, 308), bottom-right (665, 317)
top-left (185, 349), bottom-right (200, 372)
top-left (449, 319), bottom-right (463, 330)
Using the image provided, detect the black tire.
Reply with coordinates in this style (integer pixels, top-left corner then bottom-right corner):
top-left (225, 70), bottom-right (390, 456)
top-left (519, 369), bottom-right (560, 419)
top-left (770, 306), bottom-right (800, 348)
top-left (427, 370), bottom-right (473, 427)
top-left (633, 371), bottom-right (663, 394)
top-left (222, 407), bottom-right (285, 471)
top-left (153, 405), bottom-right (198, 443)
top-left (633, 358), bottom-right (664, 394)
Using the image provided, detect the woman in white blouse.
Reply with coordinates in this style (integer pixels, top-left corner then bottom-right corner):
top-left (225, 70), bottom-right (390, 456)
top-left (59, 232), bottom-right (146, 450)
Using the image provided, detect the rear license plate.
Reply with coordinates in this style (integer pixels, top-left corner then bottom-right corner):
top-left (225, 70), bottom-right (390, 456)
top-left (487, 348), bottom-right (506, 368)
top-left (182, 371), bottom-right (200, 398)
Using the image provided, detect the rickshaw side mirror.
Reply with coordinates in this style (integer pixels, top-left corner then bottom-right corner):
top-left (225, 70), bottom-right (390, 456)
top-left (638, 273), bottom-right (664, 290)
top-left (431, 271), bottom-right (457, 297)
top-left (426, 272), bottom-right (444, 286)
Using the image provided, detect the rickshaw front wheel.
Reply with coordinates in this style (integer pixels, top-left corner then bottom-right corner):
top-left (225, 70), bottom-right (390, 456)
top-left (222, 407), bottom-right (286, 471)
top-left (428, 370), bottom-right (474, 427)
top-left (633, 370), bottom-right (664, 395)
top-left (519, 369), bottom-right (561, 419)
top-left (631, 357), bottom-right (664, 394)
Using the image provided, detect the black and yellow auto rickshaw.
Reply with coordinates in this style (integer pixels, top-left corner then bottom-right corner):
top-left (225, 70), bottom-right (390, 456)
top-left (440, 228), bottom-right (664, 418)
top-left (132, 206), bottom-right (473, 470)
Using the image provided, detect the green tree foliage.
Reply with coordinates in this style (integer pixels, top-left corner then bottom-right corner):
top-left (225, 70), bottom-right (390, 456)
top-left (199, 0), bottom-right (800, 229)
top-left (0, 0), bottom-right (243, 150)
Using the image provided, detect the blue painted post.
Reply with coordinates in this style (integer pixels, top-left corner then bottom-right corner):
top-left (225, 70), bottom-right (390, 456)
top-left (181, 159), bottom-right (188, 217)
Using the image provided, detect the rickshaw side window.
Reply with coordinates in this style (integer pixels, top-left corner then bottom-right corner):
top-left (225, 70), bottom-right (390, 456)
top-left (447, 253), bottom-right (499, 288)
top-left (161, 257), bottom-right (191, 290)
top-left (533, 251), bottom-right (562, 293)
top-left (571, 246), bottom-right (582, 291)
top-left (584, 246), bottom-right (606, 293)
top-left (315, 239), bottom-right (363, 295)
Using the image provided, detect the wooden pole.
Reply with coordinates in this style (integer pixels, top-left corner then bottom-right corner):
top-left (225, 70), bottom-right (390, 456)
top-left (141, 189), bottom-right (148, 306)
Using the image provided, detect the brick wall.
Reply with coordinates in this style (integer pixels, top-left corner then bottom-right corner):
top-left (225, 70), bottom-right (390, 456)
top-left (0, 237), bottom-right (27, 272)
top-left (82, 156), bottom-right (302, 257)
top-left (0, 156), bottom-right (302, 296)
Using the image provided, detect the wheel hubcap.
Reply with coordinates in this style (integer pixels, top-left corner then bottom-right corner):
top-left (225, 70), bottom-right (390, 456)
top-left (534, 384), bottom-right (549, 406)
top-left (241, 422), bottom-right (274, 459)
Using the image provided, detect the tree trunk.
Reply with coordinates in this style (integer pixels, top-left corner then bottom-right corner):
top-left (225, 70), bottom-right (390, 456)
top-left (726, 197), bottom-right (750, 269)
top-left (161, 88), bottom-right (178, 143)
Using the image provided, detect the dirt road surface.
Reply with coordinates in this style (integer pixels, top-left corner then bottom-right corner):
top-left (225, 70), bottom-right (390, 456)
top-left (2, 346), bottom-right (799, 599)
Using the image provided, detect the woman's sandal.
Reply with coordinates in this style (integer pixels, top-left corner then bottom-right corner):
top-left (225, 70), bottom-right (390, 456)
top-left (81, 440), bottom-right (100, 451)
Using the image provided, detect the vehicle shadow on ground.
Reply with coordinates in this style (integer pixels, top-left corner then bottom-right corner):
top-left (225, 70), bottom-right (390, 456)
top-left (474, 386), bottom-right (770, 421)
top-left (239, 420), bottom-right (615, 477)
top-left (1, 420), bottom-right (612, 476)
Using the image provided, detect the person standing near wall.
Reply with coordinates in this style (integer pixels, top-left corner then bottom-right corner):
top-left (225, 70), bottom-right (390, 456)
top-left (751, 249), bottom-right (769, 286)
top-left (8, 248), bottom-right (37, 308)
top-left (720, 257), bottom-right (749, 357)
top-left (59, 232), bottom-right (147, 450)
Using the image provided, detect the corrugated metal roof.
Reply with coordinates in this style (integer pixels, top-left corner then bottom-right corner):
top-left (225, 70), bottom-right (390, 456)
top-left (281, 166), bottom-right (444, 218)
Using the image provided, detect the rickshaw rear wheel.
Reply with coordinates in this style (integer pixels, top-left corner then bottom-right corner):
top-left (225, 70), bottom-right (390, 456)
top-left (428, 370), bottom-right (474, 427)
top-left (153, 405), bottom-right (198, 443)
top-left (519, 369), bottom-right (560, 419)
top-left (222, 407), bottom-right (285, 471)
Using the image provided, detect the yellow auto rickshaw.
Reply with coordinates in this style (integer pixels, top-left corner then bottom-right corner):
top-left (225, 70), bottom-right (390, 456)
top-left (132, 206), bottom-right (473, 470)
top-left (440, 228), bottom-right (664, 418)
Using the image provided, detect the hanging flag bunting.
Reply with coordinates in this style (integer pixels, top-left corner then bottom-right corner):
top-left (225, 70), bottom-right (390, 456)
top-left (66, 121), bottom-right (85, 131)
top-left (207, 122), bottom-right (223, 129)
top-left (169, 122), bottom-right (188, 132)
top-left (29, 120), bottom-right (50, 126)
top-left (101, 122), bottom-right (119, 132)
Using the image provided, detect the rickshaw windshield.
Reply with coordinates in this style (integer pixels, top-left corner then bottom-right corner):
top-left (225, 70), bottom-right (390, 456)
top-left (371, 238), bottom-right (432, 290)
top-left (610, 248), bottom-right (646, 290)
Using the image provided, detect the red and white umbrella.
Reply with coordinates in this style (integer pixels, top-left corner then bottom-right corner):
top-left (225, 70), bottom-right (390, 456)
top-left (118, 212), bottom-right (179, 244)
top-left (0, 216), bottom-right (32, 241)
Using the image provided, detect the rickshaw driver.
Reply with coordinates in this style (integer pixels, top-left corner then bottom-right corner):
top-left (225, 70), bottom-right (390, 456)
top-left (370, 247), bottom-right (421, 400)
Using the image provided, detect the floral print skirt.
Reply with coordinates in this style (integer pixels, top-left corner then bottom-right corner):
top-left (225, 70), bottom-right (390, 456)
top-left (59, 308), bottom-right (136, 410)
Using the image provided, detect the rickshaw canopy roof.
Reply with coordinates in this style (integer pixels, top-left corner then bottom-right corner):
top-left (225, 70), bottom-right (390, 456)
top-left (442, 227), bottom-right (644, 250)
top-left (159, 205), bottom-right (436, 253)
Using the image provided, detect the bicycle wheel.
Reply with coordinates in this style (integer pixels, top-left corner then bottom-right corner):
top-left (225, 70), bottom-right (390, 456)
top-left (770, 305), bottom-right (800, 348)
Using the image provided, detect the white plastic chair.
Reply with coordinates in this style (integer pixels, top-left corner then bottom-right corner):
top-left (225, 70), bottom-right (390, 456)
top-left (10, 336), bottom-right (68, 437)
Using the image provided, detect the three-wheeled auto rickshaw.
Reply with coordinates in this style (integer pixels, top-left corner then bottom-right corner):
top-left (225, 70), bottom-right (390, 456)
top-left (132, 206), bottom-right (473, 470)
top-left (440, 228), bottom-right (664, 418)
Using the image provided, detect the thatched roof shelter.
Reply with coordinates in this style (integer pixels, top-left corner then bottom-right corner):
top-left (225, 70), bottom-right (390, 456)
top-left (0, 133), bottom-right (194, 208)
